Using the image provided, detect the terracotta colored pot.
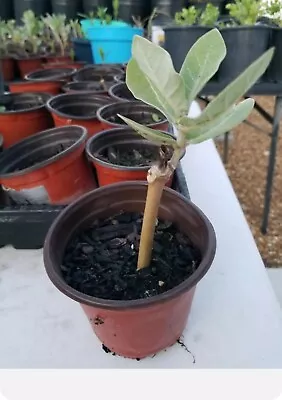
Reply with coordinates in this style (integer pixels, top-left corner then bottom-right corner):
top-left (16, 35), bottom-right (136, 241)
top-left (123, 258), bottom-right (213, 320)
top-left (16, 57), bottom-right (43, 79)
top-left (97, 101), bottom-right (169, 131)
top-left (45, 55), bottom-right (72, 64)
top-left (109, 82), bottom-right (135, 102)
top-left (9, 80), bottom-right (62, 96)
top-left (43, 182), bottom-right (216, 359)
top-left (86, 127), bottom-right (179, 186)
top-left (0, 92), bottom-right (53, 148)
top-left (0, 126), bottom-right (96, 205)
top-left (47, 93), bottom-right (111, 137)
top-left (0, 58), bottom-right (15, 82)
top-left (25, 67), bottom-right (76, 82)
top-left (42, 61), bottom-right (86, 70)
top-left (62, 81), bottom-right (111, 96)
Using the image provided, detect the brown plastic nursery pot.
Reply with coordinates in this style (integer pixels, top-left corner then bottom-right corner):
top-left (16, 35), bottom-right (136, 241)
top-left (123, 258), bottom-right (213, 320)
top-left (0, 126), bottom-right (96, 205)
top-left (9, 81), bottom-right (62, 96)
top-left (0, 92), bottom-right (53, 148)
top-left (47, 93), bottom-right (111, 136)
top-left (42, 61), bottom-right (86, 70)
top-left (109, 82), bottom-right (136, 102)
top-left (25, 67), bottom-right (76, 82)
top-left (86, 127), bottom-right (177, 186)
top-left (0, 58), bottom-right (15, 82)
top-left (62, 81), bottom-right (111, 95)
top-left (43, 182), bottom-right (216, 359)
top-left (97, 101), bottom-right (169, 131)
top-left (16, 57), bottom-right (43, 79)
top-left (45, 55), bottom-right (73, 64)
top-left (73, 65), bottom-right (123, 82)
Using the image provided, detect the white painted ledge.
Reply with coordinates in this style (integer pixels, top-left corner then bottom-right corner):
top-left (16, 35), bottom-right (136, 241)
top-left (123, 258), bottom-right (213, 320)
top-left (0, 103), bottom-right (282, 368)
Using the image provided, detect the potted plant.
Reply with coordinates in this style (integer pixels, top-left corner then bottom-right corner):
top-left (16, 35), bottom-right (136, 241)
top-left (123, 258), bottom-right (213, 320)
top-left (86, 127), bottom-right (181, 186)
top-left (260, 0), bottom-right (282, 82)
top-left (10, 11), bottom-right (47, 78)
top-left (0, 125), bottom-right (97, 205)
top-left (97, 100), bottom-right (169, 131)
top-left (46, 92), bottom-right (111, 136)
top-left (217, 0), bottom-right (270, 83)
top-left (188, 0), bottom-right (225, 13)
top-left (82, 3), bottom-right (144, 64)
top-left (70, 19), bottom-right (93, 64)
top-left (0, 19), bottom-right (16, 82)
top-left (43, 29), bottom-right (273, 359)
top-left (164, 4), bottom-right (220, 72)
top-left (0, 92), bottom-right (53, 148)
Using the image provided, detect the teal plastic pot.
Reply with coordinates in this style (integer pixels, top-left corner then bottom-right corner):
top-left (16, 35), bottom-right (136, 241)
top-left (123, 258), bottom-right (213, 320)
top-left (81, 19), bottom-right (129, 36)
top-left (87, 25), bottom-right (144, 64)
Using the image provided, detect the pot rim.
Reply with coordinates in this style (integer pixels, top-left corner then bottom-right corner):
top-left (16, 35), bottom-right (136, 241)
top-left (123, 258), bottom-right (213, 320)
top-left (25, 67), bottom-right (76, 81)
top-left (46, 92), bottom-right (110, 120)
top-left (9, 80), bottom-right (62, 86)
top-left (108, 82), bottom-right (133, 101)
top-left (86, 127), bottom-right (183, 171)
top-left (163, 25), bottom-right (210, 32)
top-left (0, 92), bottom-right (50, 114)
top-left (43, 181), bottom-right (217, 310)
top-left (0, 125), bottom-right (88, 178)
top-left (97, 100), bottom-right (168, 128)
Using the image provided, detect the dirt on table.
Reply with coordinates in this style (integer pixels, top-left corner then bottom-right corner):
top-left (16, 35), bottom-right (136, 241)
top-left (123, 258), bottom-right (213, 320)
top-left (212, 96), bottom-right (282, 267)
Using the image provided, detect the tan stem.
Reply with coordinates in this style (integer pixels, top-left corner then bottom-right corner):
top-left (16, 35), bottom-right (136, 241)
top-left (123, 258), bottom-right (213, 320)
top-left (137, 177), bottom-right (166, 270)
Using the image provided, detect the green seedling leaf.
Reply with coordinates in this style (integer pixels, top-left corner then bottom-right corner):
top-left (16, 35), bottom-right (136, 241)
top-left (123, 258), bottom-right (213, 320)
top-left (0, 106), bottom-right (6, 112)
top-left (118, 114), bottom-right (178, 147)
top-left (188, 98), bottom-right (254, 144)
top-left (197, 47), bottom-right (275, 124)
top-left (152, 113), bottom-right (161, 122)
top-left (180, 28), bottom-right (226, 109)
top-left (127, 35), bottom-right (186, 123)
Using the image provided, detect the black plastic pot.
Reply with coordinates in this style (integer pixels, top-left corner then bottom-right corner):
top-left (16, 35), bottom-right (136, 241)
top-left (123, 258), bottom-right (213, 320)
top-left (109, 82), bottom-right (135, 101)
top-left (73, 65), bottom-right (122, 82)
top-left (63, 81), bottom-right (112, 94)
top-left (97, 100), bottom-right (168, 131)
top-left (266, 27), bottom-right (282, 83)
top-left (82, 0), bottom-right (111, 14)
top-left (25, 67), bottom-right (76, 82)
top-left (164, 25), bottom-right (210, 72)
top-left (217, 26), bottom-right (271, 83)
top-left (72, 38), bottom-right (93, 64)
top-left (151, 0), bottom-right (185, 23)
top-left (118, 0), bottom-right (150, 23)
top-left (51, 0), bottom-right (82, 19)
top-left (114, 72), bottom-right (126, 83)
top-left (0, 0), bottom-right (14, 20)
top-left (14, 0), bottom-right (51, 22)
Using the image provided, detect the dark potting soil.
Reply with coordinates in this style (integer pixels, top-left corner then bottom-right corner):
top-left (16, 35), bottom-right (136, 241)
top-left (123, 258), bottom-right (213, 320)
top-left (12, 142), bottom-right (75, 172)
top-left (98, 144), bottom-right (162, 167)
top-left (61, 212), bottom-right (201, 301)
top-left (107, 112), bottom-right (163, 126)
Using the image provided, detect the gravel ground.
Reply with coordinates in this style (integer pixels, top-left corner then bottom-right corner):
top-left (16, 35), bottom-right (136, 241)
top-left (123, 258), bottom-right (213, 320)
top-left (214, 96), bottom-right (282, 267)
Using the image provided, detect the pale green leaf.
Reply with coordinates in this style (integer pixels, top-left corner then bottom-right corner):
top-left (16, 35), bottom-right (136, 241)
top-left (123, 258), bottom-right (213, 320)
top-left (197, 47), bottom-right (274, 124)
top-left (188, 98), bottom-right (254, 144)
top-left (180, 28), bottom-right (226, 109)
top-left (126, 35), bottom-right (187, 123)
top-left (117, 114), bottom-right (178, 147)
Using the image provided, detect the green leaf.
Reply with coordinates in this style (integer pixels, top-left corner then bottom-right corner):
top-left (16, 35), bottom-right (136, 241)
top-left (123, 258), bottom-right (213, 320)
top-left (117, 114), bottom-right (178, 147)
top-left (126, 35), bottom-right (187, 123)
top-left (188, 98), bottom-right (254, 144)
top-left (180, 28), bottom-right (226, 109)
top-left (197, 47), bottom-right (274, 124)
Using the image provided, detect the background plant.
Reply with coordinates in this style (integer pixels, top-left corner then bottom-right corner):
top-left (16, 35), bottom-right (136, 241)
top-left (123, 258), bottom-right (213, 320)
top-left (0, 19), bottom-right (15, 57)
top-left (199, 3), bottom-right (220, 26)
top-left (175, 6), bottom-right (200, 25)
top-left (225, 0), bottom-right (262, 25)
top-left (260, 0), bottom-right (282, 26)
top-left (119, 29), bottom-right (273, 269)
top-left (42, 14), bottom-right (72, 56)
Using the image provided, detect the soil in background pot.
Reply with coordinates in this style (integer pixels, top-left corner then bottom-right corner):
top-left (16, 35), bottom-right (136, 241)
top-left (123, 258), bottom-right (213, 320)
top-left (43, 182), bottom-right (216, 359)
top-left (0, 92), bottom-right (53, 148)
top-left (73, 65), bottom-right (123, 82)
top-left (86, 127), bottom-right (177, 186)
top-left (63, 81), bottom-right (112, 95)
top-left (97, 101), bottom-right (168, 131)
top-left (0, 125), bottom-right (96, 205)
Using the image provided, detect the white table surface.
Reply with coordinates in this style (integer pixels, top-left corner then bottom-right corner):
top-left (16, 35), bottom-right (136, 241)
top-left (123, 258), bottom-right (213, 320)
top-left (1, 105), bottom-right (282, 368)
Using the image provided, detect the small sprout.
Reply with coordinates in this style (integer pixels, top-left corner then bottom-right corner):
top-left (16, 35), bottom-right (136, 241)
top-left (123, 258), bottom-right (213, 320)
top-left (158, 281), bottom-right (165, 287)
top-left (0, 106), bottom-right (6, 112)
top-left (175, 6), bottom-right (200, 26)
top-left (225, 0), bottom-right (262, 25)
top-left (152, 113), bottom-right (161, 122)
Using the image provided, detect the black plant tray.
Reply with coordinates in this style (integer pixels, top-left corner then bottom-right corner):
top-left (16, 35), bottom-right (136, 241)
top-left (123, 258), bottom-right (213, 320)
top-left (0, 165), bottom-right (190, 250)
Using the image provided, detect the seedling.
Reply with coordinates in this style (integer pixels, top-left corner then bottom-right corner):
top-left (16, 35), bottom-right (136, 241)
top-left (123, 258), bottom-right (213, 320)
top-left (175, 6), bottom-right (200, 25)
top-left (119, 29), bottom-right (274, 269)
top-left (226, 0), bottom-right (262, 25)
top-left (199, 3), bottom-right (220, 26)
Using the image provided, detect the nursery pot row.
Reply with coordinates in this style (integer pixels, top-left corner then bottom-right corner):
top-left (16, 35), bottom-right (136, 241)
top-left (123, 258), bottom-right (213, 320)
top-left (43, 181), bottom-right (216, 359)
